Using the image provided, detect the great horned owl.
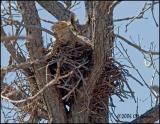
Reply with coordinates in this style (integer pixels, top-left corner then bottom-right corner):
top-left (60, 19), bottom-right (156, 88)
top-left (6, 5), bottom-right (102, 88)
top-left (52, 21), bottom-right (72, 42)
top-left (51, 19), bottom-right (93, 55)
top-left (51, 13), bottom-right (79, 42)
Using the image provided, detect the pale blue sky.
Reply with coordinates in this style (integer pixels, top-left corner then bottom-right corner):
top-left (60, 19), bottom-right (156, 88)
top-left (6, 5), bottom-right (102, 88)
top-left (1, 1), bottom-right (159, 123)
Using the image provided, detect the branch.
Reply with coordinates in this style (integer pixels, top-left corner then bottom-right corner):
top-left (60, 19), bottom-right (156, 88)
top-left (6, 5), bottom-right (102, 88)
top-left (17, 2), bottom-right (66, 122)
top-left (1, 57), bottom-right (42, 74)
top-left (84, 1), bottom-right (96, 39)
top-left (1, 35), bottom-right (35, 43)
top-left (17, 1), bottom-right (44, 59)
top-left (108, 1), bottom-right (122, 14)
top-left (1, 68), bottom-right (6, 82)
top-left (2, 17), bottom-right (54, 36)
top-left (37, 1), bottom-right (71, 21)
top-left (114, 16), bottom-right (147, 22)
top-left (116, 34), bottom-right (159, 55)
top-left (63, 1), bottom-right (72, 10)
top-left (1, 27), bottom-right (45, 121)
top-left (37, 1), bottom-right (88, 37)
top-left (125, 1), bottom-right (159, 32)
top-left (1, 27), bottom-right (32, 82)
top-left (1, 82), bottom-right (48, 120)
top-left (1, 46), bottom-right (56, 77)
top-left (1, 27), bottom-right (26, 64)
top-left (1, 71), bottom-right (73, 104)
top-left (151, 1), bottom-right (159, 27)
top-left (71, 2), bottom-right (116, 123)
top-left (131, 105), bottom-right (159, 123)
top-left (1, 82), bottom-right (23, 100)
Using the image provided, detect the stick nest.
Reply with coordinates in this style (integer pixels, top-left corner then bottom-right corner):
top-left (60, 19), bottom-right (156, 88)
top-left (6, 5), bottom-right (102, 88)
top-left (47, 40), bottom-right (127, 112)
top-left (47, 41), bottom-right (93, 105)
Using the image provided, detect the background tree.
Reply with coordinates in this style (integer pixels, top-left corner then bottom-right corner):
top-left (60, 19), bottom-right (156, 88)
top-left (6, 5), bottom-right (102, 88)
top-left (1, 1), bottom-right (159, 123)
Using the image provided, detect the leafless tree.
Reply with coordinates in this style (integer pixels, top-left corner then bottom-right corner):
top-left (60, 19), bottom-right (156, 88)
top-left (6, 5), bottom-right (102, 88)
top-left (1, 1), bottom-right (159, 123)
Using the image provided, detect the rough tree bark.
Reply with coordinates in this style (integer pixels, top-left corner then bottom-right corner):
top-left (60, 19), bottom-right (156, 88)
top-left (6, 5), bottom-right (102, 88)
top-left (17, 1), bottom-right (66, 123)
top-left (70, 2), bottom-right (116, 123)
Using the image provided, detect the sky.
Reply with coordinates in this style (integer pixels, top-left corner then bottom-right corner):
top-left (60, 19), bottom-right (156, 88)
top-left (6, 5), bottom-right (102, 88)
top-left (1, 1), bottom-right (159, 123)
top-left (112, 1), bottom-right (159, 122)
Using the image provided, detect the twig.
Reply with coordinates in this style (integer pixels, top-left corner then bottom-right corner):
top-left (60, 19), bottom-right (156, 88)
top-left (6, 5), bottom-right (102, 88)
top-left (40, 18), bottom-right (55, 24)
top-left (37, 1), bottom-right (71, 21)
top-left (127, 73), bottom-right (143, 86)
top-left (121, 78), bottom-right (136, 102)
top-left (151, 1), bottom-right (159, 27)
top-left (119, 42), bottom-right (157, 98)
top-left (62, 79), bottom-right (81, 100)
top-left (116, 34), bottom-right (159, 55)
top-left (1, 35), bottom-right (35, 43)
top-left (2, 17), bottom-right (54, 36)
top-left (114, 16), bottom-right (148, 22)
top-left (1, 71), bottom-right (73, 104)
top-left (125, 2), bottom-right (159, 32)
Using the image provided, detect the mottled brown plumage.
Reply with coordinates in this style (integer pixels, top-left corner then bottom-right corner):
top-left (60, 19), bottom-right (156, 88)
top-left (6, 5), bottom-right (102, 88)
top-left (50, 20), bottom-right (93, 56)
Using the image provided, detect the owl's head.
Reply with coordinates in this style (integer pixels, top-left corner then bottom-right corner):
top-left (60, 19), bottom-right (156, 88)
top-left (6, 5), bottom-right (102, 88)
top-left (51, 21), bottom-right (72, 41)
top-left (52, 21), bottom-right (71, 33)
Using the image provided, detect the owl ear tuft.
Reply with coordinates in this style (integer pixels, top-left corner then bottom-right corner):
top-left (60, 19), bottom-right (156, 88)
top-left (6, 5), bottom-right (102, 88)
top-left (69, 13), bottom-right (78, 25)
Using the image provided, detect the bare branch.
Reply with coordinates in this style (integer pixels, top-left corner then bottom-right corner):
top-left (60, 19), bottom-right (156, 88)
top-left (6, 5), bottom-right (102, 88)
top-left (114, 16), bottom-right (148, 22)
top-left (37, 1), bottom-right (89, 37)
top-left (151, 1), bottom-right (159, 27)
top-left (1, 83), bottom-right (48, 120)
top-left (2, 17), bottom-right (54, 36)
top-left (108, 1), bottom-right (121, 14)
top-left (1, 71), bottom-right (73, 104)
top-left (37, 1), bottom-right (71, 21)
top-left (150, 85), bottom-right (159, 96)
top-left (119, 42), bottom-right (157, 98)
top-left (1, 35), bottom-right (34, 43)
top-left (1, 27), bottom-right (26, 64)
top-left (17, 1), bottom-right (66, 122)
top-left (116, 34), bottom-right (159, 55)
top-left (125, 1), bottom-right (159, 32)
top-left (17, 1), bottom-right (44, 59)
top-left (63, 1), bottom-right (72, 10)
top-left (1, 82), bottom-right (23, 100)
top-left (131, 105), bottom-right (159, 123)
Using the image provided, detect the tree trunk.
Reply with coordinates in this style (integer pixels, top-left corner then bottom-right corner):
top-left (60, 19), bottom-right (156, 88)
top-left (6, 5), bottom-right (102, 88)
top-left (70, 2), bottom-right (115, 123)
top-left (17, 1), bottom-right (66, 123)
